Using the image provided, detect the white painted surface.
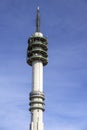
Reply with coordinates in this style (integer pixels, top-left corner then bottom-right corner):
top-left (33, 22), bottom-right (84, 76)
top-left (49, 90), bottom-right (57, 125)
top-left (32, 61), bottom-right (43, 92)
top-left (33, 32), bottom-right (43, 37)
top-left (30, 60), bottom-right (44, 130)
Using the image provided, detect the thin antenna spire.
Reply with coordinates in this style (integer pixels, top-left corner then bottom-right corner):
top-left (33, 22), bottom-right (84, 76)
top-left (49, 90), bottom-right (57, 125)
top-left (36, 6), bottom-right (40, 32)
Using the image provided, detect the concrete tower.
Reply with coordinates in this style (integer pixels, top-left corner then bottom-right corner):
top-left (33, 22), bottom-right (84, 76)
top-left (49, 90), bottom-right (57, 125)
top-left (27, 7), bottom-right (48, 130)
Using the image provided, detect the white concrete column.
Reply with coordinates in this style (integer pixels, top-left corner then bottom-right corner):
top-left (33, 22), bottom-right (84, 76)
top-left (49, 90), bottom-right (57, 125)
top-left (32, 61), bottom-right (43, 92)
top-left (30, 60), bottom-right (44, 130)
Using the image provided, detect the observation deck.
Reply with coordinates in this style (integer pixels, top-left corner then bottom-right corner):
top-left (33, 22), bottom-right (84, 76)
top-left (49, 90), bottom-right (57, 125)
top-left (27, 35), bottom-right (48, 66)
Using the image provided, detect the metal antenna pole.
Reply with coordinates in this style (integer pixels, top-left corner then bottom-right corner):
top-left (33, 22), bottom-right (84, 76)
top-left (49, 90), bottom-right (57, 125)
top-left (36, 6), bottom-right (40, 32)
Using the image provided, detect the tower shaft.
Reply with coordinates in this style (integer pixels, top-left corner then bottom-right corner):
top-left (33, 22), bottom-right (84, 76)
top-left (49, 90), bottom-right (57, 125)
top-left (32, 61), bottom-right (43, 92)
top-left (30, 61), bottom-right (44, 130)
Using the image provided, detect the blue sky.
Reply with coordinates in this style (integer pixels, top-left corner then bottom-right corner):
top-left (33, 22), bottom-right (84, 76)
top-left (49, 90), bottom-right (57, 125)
top-left (0, 0), bottom-right (87, 130)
